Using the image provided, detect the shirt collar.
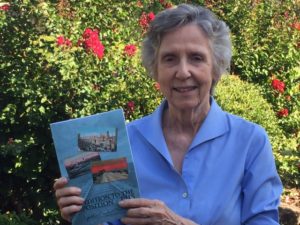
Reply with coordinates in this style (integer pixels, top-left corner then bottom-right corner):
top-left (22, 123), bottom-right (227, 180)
top-left (134, 97), bottom-right (229, 157)
top-left (190, 97), bottom-right (229, 150)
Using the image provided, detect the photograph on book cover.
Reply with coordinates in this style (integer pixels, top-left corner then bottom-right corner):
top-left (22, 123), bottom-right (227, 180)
top-left (50, 109), bottom-right (140, 225)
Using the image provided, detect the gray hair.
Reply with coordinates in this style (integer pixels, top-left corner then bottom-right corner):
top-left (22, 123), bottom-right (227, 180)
top-left (142, 4), bottom-right (232, 94)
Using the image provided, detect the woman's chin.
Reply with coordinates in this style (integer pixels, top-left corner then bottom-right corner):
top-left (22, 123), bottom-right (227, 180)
top-left (169, 100), bottom-right (208, 112)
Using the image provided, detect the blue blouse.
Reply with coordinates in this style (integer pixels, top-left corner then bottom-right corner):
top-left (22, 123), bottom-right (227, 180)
top-left (116, 98), bottom-right (282, 225)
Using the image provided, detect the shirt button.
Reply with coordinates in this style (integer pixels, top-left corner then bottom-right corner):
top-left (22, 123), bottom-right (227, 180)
top-left (182, 192), bottom-right (188, 198)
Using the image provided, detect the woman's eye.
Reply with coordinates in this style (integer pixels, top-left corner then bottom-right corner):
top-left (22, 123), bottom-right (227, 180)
top-left (164, 56), bottom-right (174, 62)
top-left (192, 55), bottom-right (203, 61)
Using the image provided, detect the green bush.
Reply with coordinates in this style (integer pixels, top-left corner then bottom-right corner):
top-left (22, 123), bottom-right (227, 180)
top-left (0, 0), bottom-right (299, 223)
top-left (207, 0), bottom-right (300, 137)
top-left (0, 1), bottom-right (162, 224)
top-left (215, 75), bottom-right (299, 186)
top-left (0, 213), bottom-right (38, 225)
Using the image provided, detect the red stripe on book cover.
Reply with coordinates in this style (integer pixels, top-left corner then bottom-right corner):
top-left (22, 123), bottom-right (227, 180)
top-left (91, 158), bottom-right (128, 173)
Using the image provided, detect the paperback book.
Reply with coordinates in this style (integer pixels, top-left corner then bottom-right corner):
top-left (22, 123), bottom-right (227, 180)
top-left (50, 109), bottom-right (140, 225)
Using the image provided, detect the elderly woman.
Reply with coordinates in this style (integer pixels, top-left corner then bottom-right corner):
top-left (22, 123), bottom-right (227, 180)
top-left (54, 4), bottom-right (282, 225)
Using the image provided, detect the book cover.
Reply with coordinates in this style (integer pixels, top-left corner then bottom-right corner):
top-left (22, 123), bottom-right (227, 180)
top-left (50, 109), bottom-right (140, 225)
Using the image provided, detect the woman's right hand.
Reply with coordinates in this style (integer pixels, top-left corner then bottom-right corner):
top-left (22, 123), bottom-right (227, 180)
top-left (53, 177), bottom-right (84, 222)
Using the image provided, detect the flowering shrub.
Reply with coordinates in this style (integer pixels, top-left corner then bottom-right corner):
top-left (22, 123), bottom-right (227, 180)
top-left (56, 35), bottom-right (72, 47)
top-left (216, 75), bottom-right (299, 187)
top-left (209, 0), bottom-right (300, 139)
top-left (278, 108), bottom-right (289, 118)
top-left (0, 1), bottom-right (161, 224)
top-left (139, 11), bottom-right (155, 31)
top-left (290, 22), bottom-right (300, 31)
top-left (0, 3), bottom-right (9, 11)
top-left (0, 0), bottom-right (299, 224)
top-left (124, 44), bottom-right (137, 56)
top-left (80, 28), bottom-right (105, 59)
top-left (272, 78), bottom-right (285, 94)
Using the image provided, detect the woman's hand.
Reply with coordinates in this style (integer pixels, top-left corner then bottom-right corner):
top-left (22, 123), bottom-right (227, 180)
top-left (119, 198), bottom-right (198, 225)
top-left (53, 177), bottom-right (84, 222)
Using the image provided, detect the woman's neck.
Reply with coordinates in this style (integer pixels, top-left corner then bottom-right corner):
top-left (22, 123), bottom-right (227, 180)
top-left (162, 100), bottom-right (211, 173)
top-left (163, 101), bottom-right (210, 137)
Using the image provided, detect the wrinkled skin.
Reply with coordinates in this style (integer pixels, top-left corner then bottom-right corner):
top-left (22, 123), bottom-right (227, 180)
top-left (53, 177), bottom-right (84, 222)
top-left (119, 198), bottom-right (197, 225)
top-left (53, 178), bottom-right (198, 225)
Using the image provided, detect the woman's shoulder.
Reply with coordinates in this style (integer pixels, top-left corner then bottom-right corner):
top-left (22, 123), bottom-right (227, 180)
top-left (224, 111), bottom-right (268, 139)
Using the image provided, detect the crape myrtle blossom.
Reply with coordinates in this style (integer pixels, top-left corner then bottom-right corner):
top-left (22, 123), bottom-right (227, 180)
top-left (80, 28), bottom-right (105, 59)
top-left (139, 12), bottom-right (155, 30)
top-left (56, 36), bottom-right (72, 47)
top-left (154, 82), bottom-right (160, 91)
top-left (0, 4), bottom-right (9, 11)
top-left (290, 22), bottom-right (300, 31)
top-left (127, 101), bottom-right (135, 112)
top-left (124, 44), bottom-right (137, 57)
top-left (271, 78), bottom-right (285, 93)
top-left (277, 108), bottom-right (289, 117)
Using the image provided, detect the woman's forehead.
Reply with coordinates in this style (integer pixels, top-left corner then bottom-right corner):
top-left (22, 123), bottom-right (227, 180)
top-left (159, 25), bottom-right (210, 51)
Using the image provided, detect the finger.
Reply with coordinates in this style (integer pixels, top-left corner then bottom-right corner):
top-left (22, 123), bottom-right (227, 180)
top-left (119, 198), bottom-right (157, 208)
top-left (60, 204), bottom-right (83, 222)
top-left (57, 195), bottom-right (84, 209)
top-left (126, 207), bottom-right (150, 218)
top-left (121, 216), bottom-right (152, 225)
top-left (53, 177), bottom-right (68, 190)
top-left (55, 186), bottom-right (82, 199)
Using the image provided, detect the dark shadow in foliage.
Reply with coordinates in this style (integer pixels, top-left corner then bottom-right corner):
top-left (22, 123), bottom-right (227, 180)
top-left (279, 206), bottom-right (299, 225)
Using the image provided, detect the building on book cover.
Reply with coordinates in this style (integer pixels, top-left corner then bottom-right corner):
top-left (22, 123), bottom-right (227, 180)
top-left (50, 109), bottom-right (140, 225)
top-left (77, 128), bottom-right (117, 152)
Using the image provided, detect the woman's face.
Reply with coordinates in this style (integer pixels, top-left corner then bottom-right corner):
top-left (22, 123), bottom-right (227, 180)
top-left (156, 24), bottom-right (214, 113)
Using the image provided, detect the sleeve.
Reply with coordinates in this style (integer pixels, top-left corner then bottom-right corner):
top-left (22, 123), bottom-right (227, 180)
top-left (241, 126), bottom-right (283, 225)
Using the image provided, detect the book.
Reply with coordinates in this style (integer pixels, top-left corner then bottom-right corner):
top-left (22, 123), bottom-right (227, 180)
top-left (50, 109), bottom-right (140, 225)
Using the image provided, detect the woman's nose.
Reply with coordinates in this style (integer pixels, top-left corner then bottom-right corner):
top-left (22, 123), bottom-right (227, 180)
top-left (175, 60), bottom-right (191, 79)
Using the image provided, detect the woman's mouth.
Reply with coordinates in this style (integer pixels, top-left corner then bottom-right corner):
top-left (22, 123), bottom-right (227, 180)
top-left (173, 86), bottom-right (197, 93)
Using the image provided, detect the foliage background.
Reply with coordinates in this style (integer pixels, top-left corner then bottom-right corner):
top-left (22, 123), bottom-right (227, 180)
top-left (0, 0), bottom-right (299, 224)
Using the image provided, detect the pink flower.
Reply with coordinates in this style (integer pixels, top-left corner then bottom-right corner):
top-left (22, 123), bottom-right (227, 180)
top-left (271, 78), bottom-right (285, 93)
top-left (124, 44), bottom-right (137, 57)
top-left (56, 36), bottom-right (65, 46)
top-left (277, 108), bottom-right (289, 117)
top-left (139, 12), bottom-right (155, 30)
top-left (148, 12), bottom-right (155, 21)
top-left (64, 39), bottom-right (72, 47)
top-left (56, 36), bottom-right (72, 47)
top-left (290, 22), bottom-right (300, 31)
top-left (83, 28), bottom-right (99, 39)
top-left (127, 101), bottom-right (135, 112)
top-left (0, 4), bottom-right (10, 11)
top-left (139, 13), bottom-right (149, 29)
top-left (154, 82), bottom-right (160, 91)
top-left (81, 28), bottom-right (105, 59)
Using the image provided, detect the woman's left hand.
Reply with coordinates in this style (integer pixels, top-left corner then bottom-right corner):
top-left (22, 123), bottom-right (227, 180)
top-left (119, 198), bottom-right (196, 225)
